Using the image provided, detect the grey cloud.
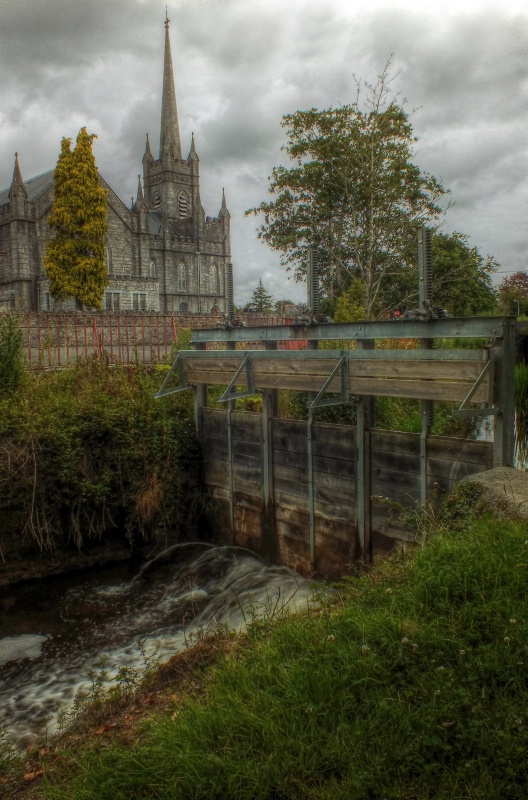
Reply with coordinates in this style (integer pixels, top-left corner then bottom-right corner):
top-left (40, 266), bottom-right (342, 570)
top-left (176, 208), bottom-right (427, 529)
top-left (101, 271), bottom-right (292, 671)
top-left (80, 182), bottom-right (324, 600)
top-left (0, 0), bottom-right (526, 304)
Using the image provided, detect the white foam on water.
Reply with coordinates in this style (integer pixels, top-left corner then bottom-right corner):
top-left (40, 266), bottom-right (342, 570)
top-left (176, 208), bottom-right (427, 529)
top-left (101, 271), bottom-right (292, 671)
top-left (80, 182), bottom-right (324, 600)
top-left (0, 547), bottom-right (319, 750)
top-left (0, 634), bottom-right (49, 666)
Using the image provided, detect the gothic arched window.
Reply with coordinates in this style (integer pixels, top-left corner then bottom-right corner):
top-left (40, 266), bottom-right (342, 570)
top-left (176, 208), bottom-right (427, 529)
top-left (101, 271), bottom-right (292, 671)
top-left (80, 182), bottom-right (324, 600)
top-left (210, 263), bottom-right (218, 294)
top-left (150, 258), bottom-right (157, 278)
top-left (152, 191), bottom-right (161, 209)
top-left (178, 262), bottom-right (187, 292)
top-left (179, 301), bottom-right (188, 313)
top-left (178, 191), bottom-right (189, 218)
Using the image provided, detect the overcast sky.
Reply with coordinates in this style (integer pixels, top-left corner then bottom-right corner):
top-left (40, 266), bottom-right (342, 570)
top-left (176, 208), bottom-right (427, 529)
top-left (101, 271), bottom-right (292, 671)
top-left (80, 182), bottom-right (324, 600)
top-left (0, 0), bottom-right (526, 305)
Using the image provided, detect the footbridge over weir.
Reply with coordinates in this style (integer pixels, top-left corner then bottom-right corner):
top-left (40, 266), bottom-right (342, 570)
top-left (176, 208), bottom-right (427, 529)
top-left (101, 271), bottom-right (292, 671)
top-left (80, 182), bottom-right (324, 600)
top-left (157, 316), bottom-right (516, 578)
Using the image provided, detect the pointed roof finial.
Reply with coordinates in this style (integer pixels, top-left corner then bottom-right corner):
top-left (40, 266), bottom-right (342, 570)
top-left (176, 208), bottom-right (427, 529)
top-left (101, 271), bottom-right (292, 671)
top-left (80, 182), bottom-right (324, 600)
top-left (9, 152), bottom-right (27, 198)
top-left (188, 131), bottom-right (199, 161)
top-left (137, 174), bottom-right (144, 201)
top-left (160, 10), bottom-right (182, 160)
top-left (143, 132), bottom-right (153, 165)
top-left (219, 187), bottom-right (230, 218)
top-left (165, 6), bottom-right (169, 28)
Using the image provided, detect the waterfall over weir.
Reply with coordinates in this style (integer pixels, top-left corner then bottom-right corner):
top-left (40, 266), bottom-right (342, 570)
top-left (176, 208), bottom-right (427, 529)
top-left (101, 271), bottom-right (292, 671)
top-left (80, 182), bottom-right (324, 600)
top-left (0, 545), bottom-right (317, 751)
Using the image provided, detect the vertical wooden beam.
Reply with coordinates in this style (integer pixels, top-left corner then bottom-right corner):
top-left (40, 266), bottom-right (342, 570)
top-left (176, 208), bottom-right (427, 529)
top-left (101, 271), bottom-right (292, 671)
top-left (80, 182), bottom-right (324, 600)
top-left (307, 405), bottom-right (315, 571)
top-left (420, 340), bottom-right (434, 505)
top-left (356, 339), bottom-right (374, 563)
top-left (227, 399), bottom-right (235, 536)
top-left (307, 337), bottom-right (318, 571)
top-left (493, 317), bottom-right (516, 467)
top-left (192, 341), bottom-right (208, 438)
top-left (261, 388), bottom-right (276, 564)
top-left (261, 340), bottom-right (278, 563)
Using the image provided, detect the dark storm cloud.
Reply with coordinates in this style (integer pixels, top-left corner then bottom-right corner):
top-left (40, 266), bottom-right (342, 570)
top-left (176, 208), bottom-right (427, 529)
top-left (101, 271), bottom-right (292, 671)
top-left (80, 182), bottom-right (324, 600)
top-left (0, 0), bottom-right (525, 302)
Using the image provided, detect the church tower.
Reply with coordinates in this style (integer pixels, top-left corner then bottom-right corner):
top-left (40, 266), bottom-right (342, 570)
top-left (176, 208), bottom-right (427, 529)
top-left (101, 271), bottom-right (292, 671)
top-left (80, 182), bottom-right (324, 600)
top-left (0, 13), bottom-right (231, 315)
top-left (142, 14), bottom-right (231, 314)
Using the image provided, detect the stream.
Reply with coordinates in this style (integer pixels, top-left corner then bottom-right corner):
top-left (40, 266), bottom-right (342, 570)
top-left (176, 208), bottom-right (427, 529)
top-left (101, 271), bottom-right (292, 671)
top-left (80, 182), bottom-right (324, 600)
top-left (0, 544), bottom-right (317, 751)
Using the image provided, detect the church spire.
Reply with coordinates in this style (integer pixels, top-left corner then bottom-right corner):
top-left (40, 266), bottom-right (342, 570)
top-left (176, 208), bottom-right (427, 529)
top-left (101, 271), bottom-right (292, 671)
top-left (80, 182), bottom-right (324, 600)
top-left (143, 133), bottom-right (153, 163)
top-left (218, 188), bottom-right (230, 219)
top-left (136, 174), bottom-right (144, 203)
top-left (9, 152), bottom-right (27, 199)
top-left (188, 131), bottom-right (199, 161)
top-left (160, 12), bottom-right (182, 160)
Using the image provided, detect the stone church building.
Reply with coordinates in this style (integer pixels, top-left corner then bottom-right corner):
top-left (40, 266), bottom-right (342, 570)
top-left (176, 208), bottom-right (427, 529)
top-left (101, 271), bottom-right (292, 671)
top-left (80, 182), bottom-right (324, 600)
top-left (0, 18), bottom-right (230, 315)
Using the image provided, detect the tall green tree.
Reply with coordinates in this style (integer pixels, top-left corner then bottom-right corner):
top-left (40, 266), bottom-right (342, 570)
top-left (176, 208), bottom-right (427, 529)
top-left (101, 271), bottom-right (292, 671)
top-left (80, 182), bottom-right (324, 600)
top-left (45, 128), bottom-right (108, 309)
top-left (247, 66), bottom-right (449, 318)
top-left (498, 271), bottom-right (528, 316)
top-left (374, 231), bottom-right (498, 317)
top-left (249, 279), bottom-right (275, 313)
top-left (431, 232), bottom-right (498, 316)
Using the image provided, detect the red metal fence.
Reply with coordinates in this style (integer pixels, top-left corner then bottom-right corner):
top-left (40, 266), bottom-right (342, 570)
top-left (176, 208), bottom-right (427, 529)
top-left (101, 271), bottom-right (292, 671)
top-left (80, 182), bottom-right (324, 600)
top-left (16, 313), bottom-right (300, 369)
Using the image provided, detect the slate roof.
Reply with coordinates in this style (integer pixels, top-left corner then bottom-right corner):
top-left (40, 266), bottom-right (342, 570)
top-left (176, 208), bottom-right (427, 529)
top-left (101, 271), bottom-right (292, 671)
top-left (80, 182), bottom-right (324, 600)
top-left (0, 168), bottom-right (54, 207)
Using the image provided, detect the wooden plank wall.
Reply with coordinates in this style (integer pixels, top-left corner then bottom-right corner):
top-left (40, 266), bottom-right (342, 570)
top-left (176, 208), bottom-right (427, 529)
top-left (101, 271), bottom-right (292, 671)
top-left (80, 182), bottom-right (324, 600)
top-left (201, 408), bottom-right (493, 578)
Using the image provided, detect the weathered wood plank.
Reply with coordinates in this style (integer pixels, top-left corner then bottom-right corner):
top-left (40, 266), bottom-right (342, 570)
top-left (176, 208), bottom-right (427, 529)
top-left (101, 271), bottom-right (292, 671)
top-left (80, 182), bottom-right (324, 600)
top-left (371, 465), bottom-right (423, 492)
top-left (274, 489), bottom-right (309, 511)
top-left (427, 456), bottom-right (492, 483)
top-left (232, 465), bottom-right (262, 488)
top-left (277, 519), bottom-right (309, 545)
top-left (426, 436), bottom-right (493, 465)
top-left (273, 447), bottom-right (355, 478)
top-left (185, 355), bottom-right (487, 382)
top-left (203, 460), bottom-right (229, 488)
top-left (185, 356), bottom-right (489, 402)
top-left (370, 478), bottom-right (421, 505)
top-left (371, 506), bottom-right (416, 542)
top-left (231, 442), bottom-right (263, 462)
top-left (273, 422), bottom-right (356, 460)
top-left (371, 429), bottom-right (421, 455)
top-left (370, 449), bottom-right (421, 475)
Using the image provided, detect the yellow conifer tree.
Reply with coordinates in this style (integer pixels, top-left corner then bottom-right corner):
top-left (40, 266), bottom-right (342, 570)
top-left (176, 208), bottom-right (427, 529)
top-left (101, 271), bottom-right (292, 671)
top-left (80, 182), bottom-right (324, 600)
top-left (45, 128), bottom-right (108, 309)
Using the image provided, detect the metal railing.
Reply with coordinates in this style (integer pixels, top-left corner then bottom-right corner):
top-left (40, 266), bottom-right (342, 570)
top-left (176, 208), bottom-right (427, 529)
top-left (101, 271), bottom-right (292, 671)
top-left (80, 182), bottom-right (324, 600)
top-left (16, 313), bottom-right (294, 369)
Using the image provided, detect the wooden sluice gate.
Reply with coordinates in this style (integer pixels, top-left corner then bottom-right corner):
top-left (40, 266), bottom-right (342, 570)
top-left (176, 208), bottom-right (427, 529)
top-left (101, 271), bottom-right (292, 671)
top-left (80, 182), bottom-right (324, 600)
top-left (157, 316), bottom-right (516, 578)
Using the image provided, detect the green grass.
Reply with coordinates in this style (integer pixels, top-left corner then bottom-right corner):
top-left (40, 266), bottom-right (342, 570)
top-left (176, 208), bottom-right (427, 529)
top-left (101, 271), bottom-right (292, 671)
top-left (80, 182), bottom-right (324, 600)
top-left (44, 512), bottom-right (528, 799)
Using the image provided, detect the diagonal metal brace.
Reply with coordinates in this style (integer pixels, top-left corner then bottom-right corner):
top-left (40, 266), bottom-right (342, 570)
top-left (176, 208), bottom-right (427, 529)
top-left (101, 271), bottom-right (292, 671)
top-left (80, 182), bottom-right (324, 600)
top-left (451, 357), bottom-right (496, 418)
top-left (218, 353), bottom-right (261, 403)
top-left (308, 353), bottom-right (350, 409)
top-left (154, 353), bottom-right (189, 398)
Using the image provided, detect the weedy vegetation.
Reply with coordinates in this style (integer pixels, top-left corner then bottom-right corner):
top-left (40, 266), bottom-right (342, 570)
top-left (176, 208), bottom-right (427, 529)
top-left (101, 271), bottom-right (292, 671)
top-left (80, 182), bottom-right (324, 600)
top-left (0, 326), bottom-right (204, 558)
top-left (14, 498), bottom-right (525, 800)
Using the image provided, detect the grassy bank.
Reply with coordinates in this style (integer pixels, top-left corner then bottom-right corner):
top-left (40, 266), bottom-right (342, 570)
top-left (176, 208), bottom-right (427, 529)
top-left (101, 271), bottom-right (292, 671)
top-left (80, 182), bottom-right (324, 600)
top-left (12, 502), bottom-right (527, 800)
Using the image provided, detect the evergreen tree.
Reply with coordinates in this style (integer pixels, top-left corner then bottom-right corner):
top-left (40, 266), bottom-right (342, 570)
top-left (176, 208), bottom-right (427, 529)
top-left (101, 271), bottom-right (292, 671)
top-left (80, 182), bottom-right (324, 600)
top-left (250, 279), bottom-right (275, 313)
top-left (45, 128), bottom-right (108, 309)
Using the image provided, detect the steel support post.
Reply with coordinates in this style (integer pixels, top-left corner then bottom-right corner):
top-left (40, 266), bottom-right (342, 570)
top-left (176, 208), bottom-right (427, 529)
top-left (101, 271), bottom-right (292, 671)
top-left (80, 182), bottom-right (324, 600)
top-left (307, 404), bottom-right (315, 570)
top-left (420, 341), bottom-right (434, 505)
top-left (493, 317), bottom-right (516, 467)
top-left (192, 341), bottom-right (208, 438)
top-left (261, 341), bottom-right (278, 563)
top-left (227, 400), bottom-right (235, 536)
top-left (356, 340), bottom-right (374, 563)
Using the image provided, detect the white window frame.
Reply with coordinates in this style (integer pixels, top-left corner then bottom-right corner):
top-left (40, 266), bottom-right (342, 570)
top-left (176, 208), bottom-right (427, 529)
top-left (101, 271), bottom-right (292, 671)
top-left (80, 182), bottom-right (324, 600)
top-left (132, 292), bottom-right (147, 312)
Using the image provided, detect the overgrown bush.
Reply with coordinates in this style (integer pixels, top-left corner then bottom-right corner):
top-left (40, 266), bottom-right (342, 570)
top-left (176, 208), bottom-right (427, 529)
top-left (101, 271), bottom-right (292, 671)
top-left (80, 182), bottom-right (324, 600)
top-left (0, 357), bottom-right (203, 555)
top-left (0, 314), bottom-right (25, 395)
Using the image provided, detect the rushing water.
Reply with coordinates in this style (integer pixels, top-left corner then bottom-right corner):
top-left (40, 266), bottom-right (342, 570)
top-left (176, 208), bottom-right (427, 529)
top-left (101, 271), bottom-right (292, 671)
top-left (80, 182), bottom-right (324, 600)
top-left (0, 545), bottom-right (317, 750)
